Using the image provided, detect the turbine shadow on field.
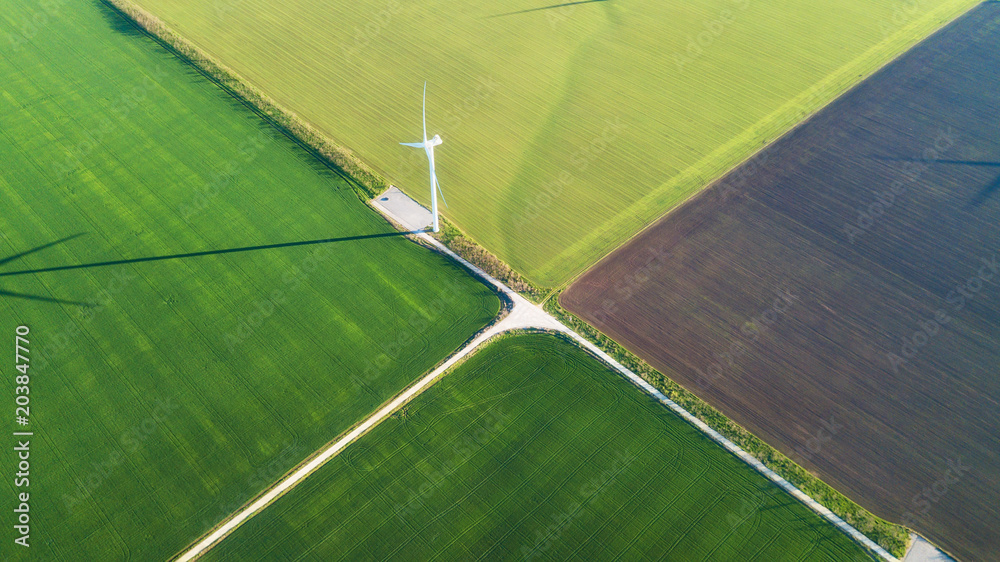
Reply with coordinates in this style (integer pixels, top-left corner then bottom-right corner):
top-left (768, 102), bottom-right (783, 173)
top-left (0, 231), bottom-right (417, 278)
top-left (0, 233), bottom-right (90, 306)
top-left (0, 289), bottom-right (90, 307)
top-left (485, 0), bottom-right (607, 18)
top-left (869, 156), bottom-right (1000, 207)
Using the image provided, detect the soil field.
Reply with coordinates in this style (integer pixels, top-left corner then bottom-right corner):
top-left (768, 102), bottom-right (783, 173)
top-left (563, 4), bottom-right (1000, 561)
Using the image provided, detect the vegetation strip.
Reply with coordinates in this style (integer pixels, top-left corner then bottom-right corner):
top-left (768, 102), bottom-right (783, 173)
top-left (546, 293), bottom-right (909, 557)
top-left (101, 0), bottom-right (543, 305)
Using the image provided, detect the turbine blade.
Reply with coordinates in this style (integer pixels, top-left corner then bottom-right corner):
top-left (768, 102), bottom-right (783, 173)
top-left (434, 173), bottom-right (449, 209)
top-left (0, 232), bottom-right (86, 268)
top-left (422, 82), bottom-right (428, 143)
top-left (400, 142), bottom-right (424, 147)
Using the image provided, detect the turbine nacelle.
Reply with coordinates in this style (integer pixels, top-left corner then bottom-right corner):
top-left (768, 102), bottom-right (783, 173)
top-left (401, 134), bottom-right (442, 150)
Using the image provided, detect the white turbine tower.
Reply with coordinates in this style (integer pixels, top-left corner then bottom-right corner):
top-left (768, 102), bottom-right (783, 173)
top-left (400, 82), bottom-right (447, 232)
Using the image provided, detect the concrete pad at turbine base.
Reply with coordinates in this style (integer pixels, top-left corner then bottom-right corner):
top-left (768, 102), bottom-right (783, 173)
top-left (903, 536), bottom-right (955, 562)
top-left (373, 186), bottom-right (433, 232)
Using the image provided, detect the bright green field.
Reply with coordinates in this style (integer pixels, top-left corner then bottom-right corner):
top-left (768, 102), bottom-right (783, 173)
top-left (131, 0), bottom-right (977, 286)
top-left (0, 2), bottom-right (498, 559)
top-left (207, 333), bottom-right (874, 561)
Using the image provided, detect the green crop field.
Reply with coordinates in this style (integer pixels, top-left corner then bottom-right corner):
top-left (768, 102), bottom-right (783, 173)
top-left (0, 2), bottom-right (498, 559)
top-left (129, 0), bottom-right (977, 286)
top-left (206, 333), bottom-right (874, 561)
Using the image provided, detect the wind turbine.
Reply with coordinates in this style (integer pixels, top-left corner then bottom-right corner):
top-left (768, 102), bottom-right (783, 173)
top-left (400, 82), bottom-right (448, 232)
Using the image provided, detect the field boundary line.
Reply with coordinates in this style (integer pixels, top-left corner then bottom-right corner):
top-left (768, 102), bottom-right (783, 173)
top-left (558, 331), bottom-right (898, 560)
top-left (101, 0), bottom-right (547, 308)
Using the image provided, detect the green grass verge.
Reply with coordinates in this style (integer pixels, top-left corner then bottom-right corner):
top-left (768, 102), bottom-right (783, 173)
top-left (0, 2), bottom-right (498, 558)
top-left (544, 292), bottom-right (911, 557)
top-left (205, 332), bottom-right (877, 561)
top-left (431, 217), bottom-right (545, 302)
top-left (128, 0), bottom-right (978, 286)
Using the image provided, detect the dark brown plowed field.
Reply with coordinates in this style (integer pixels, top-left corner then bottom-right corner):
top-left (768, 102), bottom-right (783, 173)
top-left (563, 4), bottom-right (1000, 560)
